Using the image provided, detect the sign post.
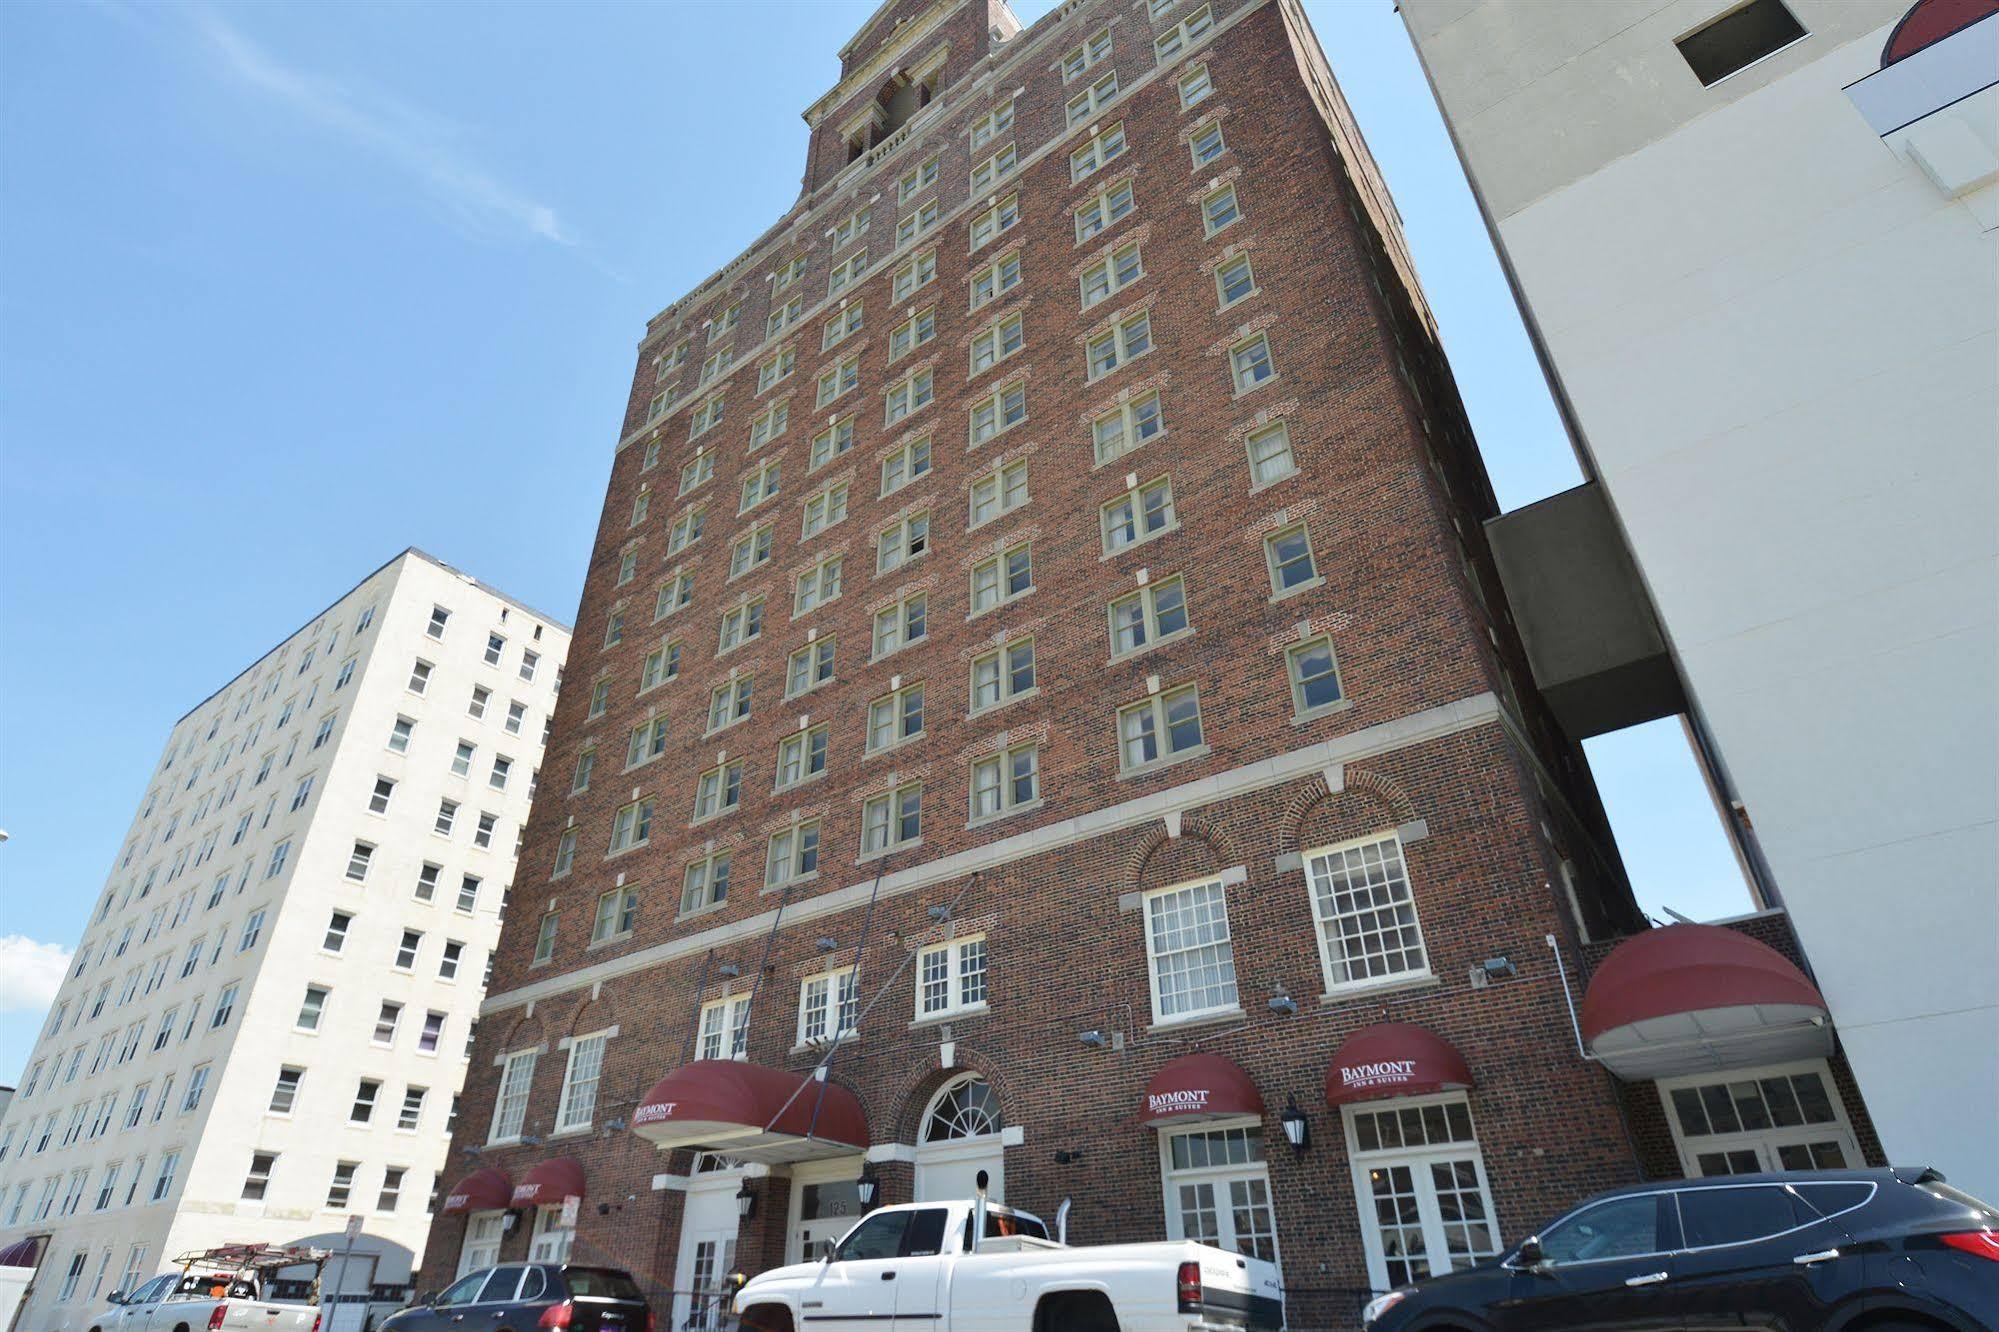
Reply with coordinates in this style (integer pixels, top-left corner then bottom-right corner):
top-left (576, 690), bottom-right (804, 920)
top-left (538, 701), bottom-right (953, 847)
top-left (328, 1217), bottom-right (363, 1332)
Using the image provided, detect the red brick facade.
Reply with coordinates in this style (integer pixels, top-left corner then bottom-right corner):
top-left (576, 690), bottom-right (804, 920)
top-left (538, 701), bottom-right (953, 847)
top-left (416, 1), bottom-right (1712, 1327)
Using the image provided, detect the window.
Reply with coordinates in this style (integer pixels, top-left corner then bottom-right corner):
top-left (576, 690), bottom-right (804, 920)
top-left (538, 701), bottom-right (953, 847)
top-left (367, 776), bottom-right (395, 815)
top-left (407, 660), bottom-right (432, 694)
top-left (1229, 332), bottom-right (1273, 394)
top-left (880, 439), bottom-right (932, 499)
top-left (969, 543), bottom-right (1033, 615)
top-left (968, 382), bottom-right (1027, 446)
top-left (483, 632), bottom-right (507, 667)
top-left (867, 682), bottom-right (925, 752)
top-left (808, 420), bottom-right (856, 476)
top-left (1306, 833), bottom-right (1428, 997)
top-left (655, 570), bottom-right (694, 620)
top-left (898, 154), bottom-right (939, 202)
top-left (1660, 1063), bottom-right (1859, 1176)
top-left (435, 798), bottom-right (459, 836)
top-left (741, 458), bottom-right (781, 512)
top-left (668, 505), bottom-right (707, 555)
top-left (326, 1161), bottom-right (357, 1210)
top-left (296, 985), bottom-right (329, 1030)
top-left (1087, 311), bottom-right (1152, 379)
top-left (785, 638), bottom-right (837, 699)
top-left (1075, 180), bottom-right (1135, 244)
top-left (885, 366), bottom-right (935, 425)
top-left (1287, 637), bottom-right (1344, 717)
top-left (1346, 1097), bottom-right (1498, 1291)
top-left (970, 313), bottom-right (1023, 375)
top-left (398, 1088), bottom-right (426, 1131)
top-left (896, 200), bottom-right (940, 248)
top-left (1264, 523), bottom-right (1319, 595)
top-left (372, 1001), bottom-right (402, 1046)
top-left (1062, 26), bottom-right (1111, 81)
top-left (827, 250), bottom-right (868, 299)
top-left (774, 255), bottom-right (807, 291)
top-left (774, 723), bottom-right (830, 790)
top-left (604, 610), bottom-right (626, 647)
top-left (693, 759), bottom-right (743, 821)
top-left (1069, 123), bottom-right (1127, 183)
top-left (968, 459), bottom-right (1028, 529)
top-left (969, 194), bottom-right (1018, 250)
top-left (831, 204), bottom-right (870, 247)
top-left (556, 1032), bottom-right (608, 1132)
top-left (427, 605), bottom-right (451, 639)
top-left (1067, 70), bottom-right (1119, 126)
top-left (892, 249), bottom-right (936, 302)
top-left (728, 525), bottom-right (774, 580)
top-left (823, 302), bottom-right (864, 350)
top-left (816, 354), bottom-right (859, 408)
top-left (916, 936), bottom-right (987, 1018)
top-left (970, 102), bottom-right (1013, 150)
top-left (1119, 683), bottom-right (1205, 770)
top-left (970, 253), bottom-right (1020, 309)
top-left (627, 716), bottom-right (669, 768)
top-left (532, 913), bottom-right (558, 965)
top-left (377, 1166), bottom-right (406, 1213)
top-left (802, 481), bottom-right (850, 539)
top-left (1179, 63), bottom-right (1213, 108)
top-left (237, 910), bottom-right (265, 952)
top-left (787, 968), bottom-right (866, 1062)
top-left (969, 143), bottom-right (1018, 194)
top-left (766, 297), bottom-right (802, 339)
top-left (345, 842), bottom-right (374, 882)
top-left (640, 640), bottom-right (681, 692)
top-left (391, 929), bottom-right (422, 971)
top-left (757, 346), bottom-right (796, 394)
top-left (681, 851), bottom-right (732, 915)
top-left (1144, 878), bottom-right (1238, 1021)
top-left (151, 1153), bottom-right (180, 1201)
top-left (1203, 183), bottom-right (1242, 236)
top-left (877, 511), bottom-right (931, 572)
top-left (1080, 241), bottom-right (1143, 310)
top-left (765, 819), bottom-right (821, 887)
top-left (872, 591), bottom-right (927, 657)
top-left (210, 982), bottom-right (239, 1028)
top-left (470, 685), bottom-right (492, 719)
top-left (1155, 4), bottom-right (1214, 61)
top-left (681, 449), bottom-right (715, 494)
top-left (1102, 476), bottom-right (1178, 553)
top-left (242, 1152), bottom-right (277, 1201)
top-left (697, 995), bottom-right (750, 1061)
top-left (970, 743), bottom-right (1040, 822)
top-left (630, 488), bottom-right (654, 527)
top-left (312, 715), bottom-right (335, 750)
top-left (388, 716), bottom-right (414, 754)
top-left (890, 307), bottom-right (937, 361)
top-left (489, 1050), bottom-right (538, 1143)
top-left (268, 1067), bottom-right (303, 1115)
top-left (182, 1062), bottom-right (213, 1111)
top-left (860, 782), bottom-right (922, 856)
top-left (440, 939), bottom-right (465, 980)
top-left (1676, 0), bottom-right (1806, 87)
top-left (707, 675), bottom-right (754, 731)
top-left (608, 797), bottom-right (655, 854)
top-left (456, 874), bottom-right (481, 913)
top-left (749, 401), bottom-right (788, 452)
top-left (970, 637), bottom-right (1035, 714)
top-left (570, 747), bottom-right (598, 796)
top-left (418, 1010), bottom-right (446, 1053)
top-left (697, 348), bottom-right (732, 392)
top-left (416, 862), bottom-right (441, 901)
top-left (1189, 119), bottom-right (1227, 166)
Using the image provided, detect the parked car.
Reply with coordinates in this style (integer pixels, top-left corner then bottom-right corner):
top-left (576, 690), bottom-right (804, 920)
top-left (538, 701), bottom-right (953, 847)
top-left (1361, 1165), bottom-right (1999, 1330)
top-left (92, 1246), bottom-right (328, 1332)
top-left (731, 1196), bottom-right (1284, 1331)
top-left (381, 1264), bottom-right (651, 1332)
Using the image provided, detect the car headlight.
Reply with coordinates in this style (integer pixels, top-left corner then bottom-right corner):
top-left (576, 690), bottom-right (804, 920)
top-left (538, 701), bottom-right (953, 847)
top-left (1360, 1290), bottom-right (1406, 1325)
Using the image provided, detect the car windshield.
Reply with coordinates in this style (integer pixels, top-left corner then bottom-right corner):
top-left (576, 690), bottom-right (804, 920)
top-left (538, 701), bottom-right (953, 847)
top-left (559, 1270), bottom-right (642, 1301)
top-left (1538, 1195), bottom-right (1663, 1264)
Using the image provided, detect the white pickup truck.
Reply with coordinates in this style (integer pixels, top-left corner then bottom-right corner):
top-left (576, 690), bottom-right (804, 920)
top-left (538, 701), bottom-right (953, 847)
top-left (732, 1197), bottom-right (1283, 1332)
top-left (91, 1246), bottom-right (325, 1332)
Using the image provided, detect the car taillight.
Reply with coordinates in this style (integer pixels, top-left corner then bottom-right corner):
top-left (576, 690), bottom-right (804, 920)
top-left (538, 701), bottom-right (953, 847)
top-left (208, 1306), bottom-right (227, 1331)
top-left (1175, 1260), bottom-right (1201, 1313)
top-left (537, 1302), bottom-right (572, 1330)
top-left (310, 1316), bottom-right (320, 1332)
top-left (1941, 1230), bottom-right (1999, 1261)
top-left (644, 1312), bottom-right (656, 1332)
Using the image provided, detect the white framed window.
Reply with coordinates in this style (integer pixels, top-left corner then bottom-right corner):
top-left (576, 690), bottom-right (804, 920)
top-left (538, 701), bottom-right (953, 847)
top-left (297, 984), bottom-right (329, 1030)
top-left (811, 416), bottom-right (856, 470)
top-left (893, 249), bottom-right (937, 301)
top-left (1229, 332), bottom-right (1273, 395)
top-left (1143, 877), bottom-right (1238, 1021)
top-left (693, 759), bottom-right (743, 822)
top-left (881, 437), bottom-right (933, 496)
top-left (775, 723), bottom-right (830, 790)
top-left (604, 609), bottom-right (626, 647)
top-left (970, 252), bottom-right (1021, 310)
top-left (488, 1049), bottom-right (538, 1143)
top-left (866, 682), bottom-right (925, 752)
top-left (607, 797), bottom-right (655, 854)
top-left (707, 675), bottom-right (754, 732)
top-left (345, 841), bottom-right (374, 882)
top-left (1088, 310), bottom-right (1153, 380)
top-left (891, 307), bottom-right (938, 360)
top-left (969, 102), bottom-right (1013, 150)
top-left (1305, 833), bottom-right (1428, 993)
top-left (877, 511), bottom-right (931, 573)
top-left (556, 1031), bottom-right (609, 1133)
top-left (394, 929), bottom-right (422, 971)
top-left (766, 296), bottom-right (803, 339)
top-left (795, 554), bottom-right (845, 616)
top-left (1069, 122), bottom-right (1128, 182)
top-left (860, 782), bottom-right (922, 857)
top-left (1062, 26), bottom-right (1111, 81)
top-left (970, 742), bottom-right (1039, 823)
top-left (1161, 1122), bottom-right (1281, 1266)
top-left (532, 913), bottom-right (558, 965)
top-left (828, 249), bottom-right (869, 299)
top-left (696, 995), bottom-right (750, 1061)
top-left (655, 570), bottom-right (694, 620)
top-left (969, 381), bottom-right (1027, 445)
top-left (627, 716), bottom-right (669, 768)
top-left (969, 542), bottom-right (1033, 615)
top-left (886, 366), bottom-right (935, 425)
top-left (1345, 1095), bottom-right (1499, 1292)
top-left (1118, 682), bottom-right (1205, 770)
top-left (709, 301), bottom-right (742, 338)
top-left (786, 638), bottom-right (837, 698)
top-left (1101, 476), bottom-right (1177, 553)
top-left (1075, 179), bottom-right (1135, 244)
top-left (690, 395), bottom-right (726, 439)
top-left (616, 548), bottom-right (638, 586)
top-left (681, 851), bottom-right (731, 915)
top-left (1189, 119), bottom-right (1227, 167)
top-left (915, 936), bottom-right (987, 1019)
top-left (640, 639), bottom-right (682, 692)
top-left (969, 143), bottom-right (1018, 194)
top-left (797, 968), bottom-right (859, 1046)
top-left (741, 457), bottom-right (782, 512)
top-left (407, 659), bottom-right (433, 694)
top-left (816, 354), bottom-right (860, 408)
top-left (1081, 241), bottom-right (1143, 309)
top-left (749, 402), bottom-right (790, 453)
top-left (970, 312), bottom-right (1024, 375)
top-left (571, 746), bottom-right (597, 794)
top-left (1179, 63), bottom-right (1213, 109)
top-left (1092, 390), bottom-right (1165, 464)
top-left (872, 592), bottom-right (928, 658)
top-left (728, 525), bottom-right (774, 581)
top-left (1264, 522), bottom-right (1319, 596)
top-left (823, 302), bottom-right (864, 350)
top-left (774, 255), bottom-right (807, 291)
top-left (968, 459), bottom-right (1028, 528)
top-left (388, 716), bottom-right (414, 753)
top-left (1066, 70), bottom-right (1120, 127)
top-left (1154, 4), bottom-right (1214, 61)
top-left (831, 204), bottom-right (870, 247)
top-left (757, 346), bottom-right (796, 392)
top-left (1658, 1061), bottom-right (1861, 1177)
top-left (970, 636), bottom-right (1035, 714)
top-left (1203, 183), bottom-right (1242, 237)
top-left (1287, 636), bottom-right (1344, 717)
top-left (898, 155), bottom-right (940, 202)
top-left (268, 1067), bottom-right (303, 1115)
top-left (897, 200), bottom-right (940, 249)
top-left (591, 885), bottom-right (640, 944)
top-left (681, 449), bottom-right (716, 495)
top-left (969, 194), bottom-right (1018, 250)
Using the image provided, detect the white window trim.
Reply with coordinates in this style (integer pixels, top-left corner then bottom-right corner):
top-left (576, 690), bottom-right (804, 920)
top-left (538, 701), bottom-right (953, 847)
top-left (1303, 831), bottom-right (1432, 999)
top-left (1656, 1059), bottom-right (1862, 1178)
top-left (1343, 1093), bottom-right (1500, 1294)
top-left (1140, 876), bottom-right (1240, 1026)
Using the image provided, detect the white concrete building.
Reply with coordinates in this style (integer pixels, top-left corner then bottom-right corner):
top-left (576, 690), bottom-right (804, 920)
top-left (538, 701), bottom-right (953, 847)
top-left (1401, 0), bottom-right (1998, 1197)
top-left (0, 550), bottom-right (571, 1332)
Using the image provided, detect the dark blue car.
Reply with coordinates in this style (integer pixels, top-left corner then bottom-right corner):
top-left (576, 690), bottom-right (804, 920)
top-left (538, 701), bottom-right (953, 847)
top-left (384, 1265), bottom-right (651, 1332)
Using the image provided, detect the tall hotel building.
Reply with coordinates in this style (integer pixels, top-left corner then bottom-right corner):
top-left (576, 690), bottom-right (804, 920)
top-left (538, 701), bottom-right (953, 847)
top-left (425, 1), bottom-right (1884, 1326)
top-left (0, 551), bottom-right (570, 1332)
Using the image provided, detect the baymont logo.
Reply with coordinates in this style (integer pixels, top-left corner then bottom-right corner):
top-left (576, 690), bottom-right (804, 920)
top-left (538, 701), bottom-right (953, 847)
top-left (632, 1101), bottom-right (678, 1125)
top-left (1147, 1088), bottom-right (1211, 1115)
top-left (1341, 1059), bottom-right (1418, 1087)
top-left (445, 1194), bottom-right (470, 1209)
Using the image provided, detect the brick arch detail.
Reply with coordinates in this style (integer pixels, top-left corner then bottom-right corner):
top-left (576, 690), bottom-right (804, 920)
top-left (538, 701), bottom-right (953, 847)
top-left (1279, 768), bottom-right (1413, 855)
top-left (500, 1008), bottom-right (548, 1051)
top-left (1121, 814), bottom-right (1239, 891)
top-left (885, 1046), bottom-right (1013, 1146)
top-left (555, 990), bottom-right (620, 1041)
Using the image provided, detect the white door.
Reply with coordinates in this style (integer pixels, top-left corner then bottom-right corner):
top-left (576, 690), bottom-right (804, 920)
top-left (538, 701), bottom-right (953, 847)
top-left (324, 1253), bottom-right (376, 1332)
top-left (788, 1161), bottom-right (867, 1265)
top-left (912, 1075), bottom-right (1005, 1204)
top-left (457, 1214), bottom-right (503, 1280)
top-left (527, 1209), bottom-right (574, 1263)
top-left (672, 1178), bottom-right (740, 1332)
top-left (1160, 1121), bottom-right (1282, 1274)
top-left (1344, 1096), bottom-right (1501, 1293)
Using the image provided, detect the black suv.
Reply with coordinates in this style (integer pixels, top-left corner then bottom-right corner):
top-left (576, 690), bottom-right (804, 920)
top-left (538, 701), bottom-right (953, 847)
top-left (1363, 1167), bottom-right (1998, 1330)
top-left (386, 1265), bottom-right (651, 1332)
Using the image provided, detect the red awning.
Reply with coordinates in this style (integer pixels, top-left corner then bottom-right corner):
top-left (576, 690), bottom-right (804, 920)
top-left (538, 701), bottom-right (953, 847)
top-left (1581, 924), bottom-right (1831, 1080)
top-left (1881, 0), bottom-right (1998, 65)
top-left (1326, 1023), bottom-right (1474, 1107)
top-left (0, 1236), bottom-right (43, 1269)
top-left (1141, 1053), bottom-right (1266, 1128)
top-left (511, 1158), bottom-right (586, 1208)
top-left (632, 1059), bottom-right (869, 1164)
top-left (440, 1167), bottom-right (514, 1215)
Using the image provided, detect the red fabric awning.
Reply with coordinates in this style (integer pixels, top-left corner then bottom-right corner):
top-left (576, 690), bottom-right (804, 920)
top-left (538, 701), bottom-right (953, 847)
top-left (1326, 1023), bottom-right (1474, 1107)
top-left (440, 1167), bottom-right (513, 1215)
top-left (1882, 0), bottom-right (1998, 65)
top-left (511, 1157), bottom-right (586, 1208)
top-left (0, 1236), bottom-right (43, 1268)
top-left (1581, 924), bottom-right (1831, 1080)
top-left (633, 1059), bottom-right (869, 1164)
top-left (1141, 1053), bottom-right (1266, 1127)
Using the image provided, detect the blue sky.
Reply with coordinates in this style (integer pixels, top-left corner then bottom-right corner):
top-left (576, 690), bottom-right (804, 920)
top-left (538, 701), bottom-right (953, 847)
top-left (0, 0), bottom-right (1752, 1080)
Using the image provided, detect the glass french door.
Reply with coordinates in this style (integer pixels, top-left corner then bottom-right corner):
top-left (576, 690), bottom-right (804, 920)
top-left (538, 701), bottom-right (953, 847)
top-left (1160, 1123), bottom-right (1282, 1269)
top-left (1344, 1096), bottom-right (1500, 1292)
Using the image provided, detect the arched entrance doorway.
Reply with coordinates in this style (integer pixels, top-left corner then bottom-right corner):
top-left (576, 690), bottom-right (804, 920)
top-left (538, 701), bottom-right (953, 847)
top-left (913, 1074), bottom-right (1005, 1203)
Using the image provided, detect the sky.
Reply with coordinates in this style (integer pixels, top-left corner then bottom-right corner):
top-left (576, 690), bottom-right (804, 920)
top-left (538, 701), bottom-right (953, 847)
top-left (0, 0), bottom-right (1754, 1081)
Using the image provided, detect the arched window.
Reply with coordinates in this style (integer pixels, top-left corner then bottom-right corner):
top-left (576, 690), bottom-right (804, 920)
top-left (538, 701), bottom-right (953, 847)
top-left (922, 1075), bottom-right (1002, 1142)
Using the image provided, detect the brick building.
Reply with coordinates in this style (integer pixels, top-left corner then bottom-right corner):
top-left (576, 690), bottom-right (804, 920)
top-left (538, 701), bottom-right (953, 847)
top-left (417, 1), bottom-right (1879, 1327)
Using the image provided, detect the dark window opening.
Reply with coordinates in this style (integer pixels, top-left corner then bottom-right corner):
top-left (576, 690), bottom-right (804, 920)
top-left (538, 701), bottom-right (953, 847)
top-left (1676, 0), bottom-right (1807, 86)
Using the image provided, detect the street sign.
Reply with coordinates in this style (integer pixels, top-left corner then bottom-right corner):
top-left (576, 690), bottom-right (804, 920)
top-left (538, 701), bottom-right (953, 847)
top-left (344, 1216), bottom-right (363, 1242)
top-left (559, 1196), bottom-right (580, 1228)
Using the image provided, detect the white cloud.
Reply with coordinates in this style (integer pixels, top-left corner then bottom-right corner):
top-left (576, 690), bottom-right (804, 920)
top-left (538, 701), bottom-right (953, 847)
top-left (0, 936), bottom-right (71, 1014)
top-left (195, 9), bottom-right (573, 246)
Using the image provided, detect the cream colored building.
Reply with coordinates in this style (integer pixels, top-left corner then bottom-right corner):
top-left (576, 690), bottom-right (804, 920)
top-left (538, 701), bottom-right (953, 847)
top-left (0, 550), bottom-right (570, 1332)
